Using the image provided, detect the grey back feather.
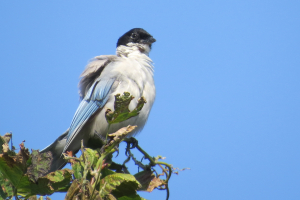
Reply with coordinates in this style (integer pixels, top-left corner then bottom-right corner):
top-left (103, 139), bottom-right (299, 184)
top-left (79, 55), bottom-right (117, 99)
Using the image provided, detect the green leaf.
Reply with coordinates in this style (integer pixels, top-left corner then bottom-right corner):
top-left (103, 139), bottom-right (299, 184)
top-left (27, 150), bottom-right (52, 182)
top-left (72, 161), bottom-right (83, 180)
top-left (0, 145), bottom-right (72, 197)
top-left (0, 171), bottom-right (13, 199)
top-left (105, 92), bottom-right (146, 124)
top-left (84, 148), bottom-right (98, 167)
top-left (18, 169), bottom-right (72, 197)
top-left (41, 169), bottom-right (72, 191)
top-left (0, 137), bottom-right (6, 154)
top-left (100, 168), bottom-right (116, 179)
top-left (0, 153), bottom-right (26, 186)
top-left (99, 173), bottom-right (141, 198)
top-left (64, 179), bottom-right (80, 200)
top-left (105, 194), bottom-right (117, 200)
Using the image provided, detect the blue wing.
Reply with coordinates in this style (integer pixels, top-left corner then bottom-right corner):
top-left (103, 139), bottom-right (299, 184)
top-left (63, 78), bottom-right (116, 152)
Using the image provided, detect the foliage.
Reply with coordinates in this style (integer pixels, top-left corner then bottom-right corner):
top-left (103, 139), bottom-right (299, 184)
top-left (0, 92), bottom-right (186, 200)
top-left (0, 135), bottom-right (71, 199)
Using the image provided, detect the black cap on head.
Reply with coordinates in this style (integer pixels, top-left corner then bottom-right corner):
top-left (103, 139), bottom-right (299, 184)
top-left (117, 28), bottom-right (156, 47)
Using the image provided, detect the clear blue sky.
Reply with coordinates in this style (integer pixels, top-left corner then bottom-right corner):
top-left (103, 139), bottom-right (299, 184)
top-left (1, 1), bottom-right (300, 199)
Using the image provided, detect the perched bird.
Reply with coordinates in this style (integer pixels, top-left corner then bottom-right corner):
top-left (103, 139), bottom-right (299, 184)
top-left (41, 28), bottom-right (156, 172)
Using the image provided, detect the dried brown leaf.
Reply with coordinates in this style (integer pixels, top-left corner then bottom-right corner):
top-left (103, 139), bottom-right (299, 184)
top-left (147, 177), bottom-right (164, 192)
top-left (2, 144), bottom-right (9, 153)
top-left (1, 133), bottom-right (12, 144)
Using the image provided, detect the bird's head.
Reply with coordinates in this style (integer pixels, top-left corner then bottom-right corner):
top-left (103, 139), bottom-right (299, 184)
top-left (116, 28), bottom-right (156, 56)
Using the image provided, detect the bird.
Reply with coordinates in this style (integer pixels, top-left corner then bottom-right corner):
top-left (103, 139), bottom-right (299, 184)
top-left (41, 28), bottom-right (156, 172)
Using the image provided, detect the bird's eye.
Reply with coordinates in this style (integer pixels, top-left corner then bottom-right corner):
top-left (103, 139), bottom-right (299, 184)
top-left (131, 33), bottom-right (137, 39)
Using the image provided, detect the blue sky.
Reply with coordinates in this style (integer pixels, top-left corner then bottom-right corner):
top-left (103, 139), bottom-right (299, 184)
top-left (1, 1), bottom-right (300, 199)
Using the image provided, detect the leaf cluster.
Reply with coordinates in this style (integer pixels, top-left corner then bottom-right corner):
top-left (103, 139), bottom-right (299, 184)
top-left (0, 134), bottom-right (71, 199)
top-left (0, 92), bottom-right (185, 200)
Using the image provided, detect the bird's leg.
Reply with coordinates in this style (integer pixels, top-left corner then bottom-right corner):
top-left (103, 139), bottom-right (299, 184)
top-left (124, 137), bottom-right (138, 165)
top-left (66, 150), bottom-right (74, 157)
top-left (114, 144), bottom-right (120, 157)
top-left (65, 150), bottom-right (76, 165)
top-left (124, 137), bottom-right (139, 150)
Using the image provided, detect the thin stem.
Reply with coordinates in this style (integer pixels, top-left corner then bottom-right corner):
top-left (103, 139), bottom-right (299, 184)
top-left (62, 155), bottom-right (82, 162)
top-left (135, 144), bottom-right (156, 166)
top-left (80, 140), bottom-right (86, 163)
top-left (105, 124), bottom-right (111, 144)
top-left (156, 161), bottom-right (172, 182)
top-left (90, 148), bottom-right (115, 200)
top-left (99, 182), bottom-right (107, 197)
top-left (134, 144), bottom-right (172, 200)
top-left (13, 186), bottom-right (19, 200)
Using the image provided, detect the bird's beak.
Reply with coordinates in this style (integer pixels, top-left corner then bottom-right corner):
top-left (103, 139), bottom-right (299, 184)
top-left (141, 37), bottom-right (156, 44)
top-left (147, 36), bottom-right (156, 44)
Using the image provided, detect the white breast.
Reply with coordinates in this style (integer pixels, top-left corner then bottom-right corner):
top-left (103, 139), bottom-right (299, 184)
top-left (88, 51), bottom-right (156, 138)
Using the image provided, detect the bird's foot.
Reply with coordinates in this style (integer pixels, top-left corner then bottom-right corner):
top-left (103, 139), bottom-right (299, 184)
top-left (66, 150), bottom-right (74, 157)
top-left (124, 137), bottom-right (138, 156)
top-left (124, 137), bottom-right (138, 149)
